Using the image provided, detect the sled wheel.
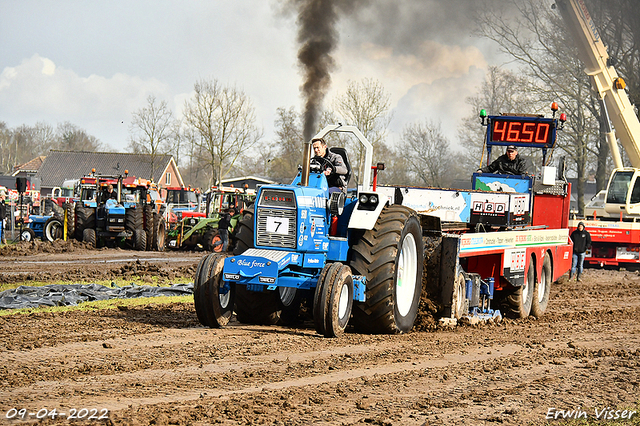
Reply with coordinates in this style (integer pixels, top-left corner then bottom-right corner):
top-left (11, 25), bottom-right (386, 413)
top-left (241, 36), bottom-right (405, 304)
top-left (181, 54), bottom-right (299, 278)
top-left (531, 252), bottom-right (552, 318)
top-left (349, 205), bottom-right (424, 334)
top-left (43, 217), bottom-right (63, 242)
top-left (134, 228), bottom-right (147, 251)
top-left (83, 228), bottom-right (96, 248)
top-left (313, 263), bottom-right (341, 336)
top-left (506, 254), bottom-right (535, 318)
top-left (451, 270), bottom-right (468, 319)
top-left (325, 264), bottom-right (354, 337)
top-left (20, 228), bottom-right (36, 242)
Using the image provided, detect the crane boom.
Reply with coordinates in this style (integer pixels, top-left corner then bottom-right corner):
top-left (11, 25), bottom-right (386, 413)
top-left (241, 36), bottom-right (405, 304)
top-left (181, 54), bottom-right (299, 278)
top-left (556, 0), bottom-right (640, 169)
top-left (557, 0), bottom-right (640, 216)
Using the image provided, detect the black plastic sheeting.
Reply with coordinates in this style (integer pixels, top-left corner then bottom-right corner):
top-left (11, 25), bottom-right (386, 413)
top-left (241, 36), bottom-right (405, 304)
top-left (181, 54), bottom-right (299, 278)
top-left (0, 283), bottom-right (194, 310)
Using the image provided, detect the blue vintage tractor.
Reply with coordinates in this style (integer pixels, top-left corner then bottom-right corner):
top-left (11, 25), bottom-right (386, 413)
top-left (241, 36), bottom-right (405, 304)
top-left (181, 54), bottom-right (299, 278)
top-left (194, 125), bottom-right (424, 337)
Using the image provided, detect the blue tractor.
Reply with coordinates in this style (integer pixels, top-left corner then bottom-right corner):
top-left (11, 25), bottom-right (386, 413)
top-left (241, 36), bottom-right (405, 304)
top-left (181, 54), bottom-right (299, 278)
top-left (194, 125), bottom-right (424, 337)
top-left (74, 173), bottom-right (148, 250)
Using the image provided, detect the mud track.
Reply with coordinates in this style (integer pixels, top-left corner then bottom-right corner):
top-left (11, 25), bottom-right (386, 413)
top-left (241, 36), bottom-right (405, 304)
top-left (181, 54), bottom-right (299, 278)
top-left (1, 244), bottom-right (639, 425)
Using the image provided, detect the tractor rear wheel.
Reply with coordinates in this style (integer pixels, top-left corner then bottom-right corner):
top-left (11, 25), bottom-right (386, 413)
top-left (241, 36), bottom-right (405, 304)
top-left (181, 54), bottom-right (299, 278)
top-left (75, 205), bottom-right (95, 241)
top-left (125, 207), bottom-right (143, 234)
top-left (64, 202), bottom-right (75, 240)
top-left (349, 204), bottom-right (424, 334)
top-left (134, 228), bottom-right (147, 251)
top-left (194, 253), bottom-right (234, 327)
top-left (232, 207), bottom-right (254, 255)
top-left (531, 253), bottom-right (552, 318)
top-left (144, 205), bottom-right (153, 251)
top-left (235, 287), bottom-right (282, 325)
top-left (505, 255), bottom-right (535, 318)
top-left (83, 228), bottom-right (96, 248)
top-left (43, 217), bottom-right (63, 242)
top-left (152, 214), bottom-right (166, 251)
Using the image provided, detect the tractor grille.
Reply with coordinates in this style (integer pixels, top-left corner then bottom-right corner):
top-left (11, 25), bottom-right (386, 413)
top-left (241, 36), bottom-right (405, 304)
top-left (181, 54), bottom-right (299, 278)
top-left (256, 208), bottom-right (297, 249)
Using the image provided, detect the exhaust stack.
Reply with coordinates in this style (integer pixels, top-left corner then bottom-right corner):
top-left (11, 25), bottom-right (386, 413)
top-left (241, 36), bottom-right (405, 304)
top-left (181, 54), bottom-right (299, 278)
top-left (301, 140), bottom-right (312, 186)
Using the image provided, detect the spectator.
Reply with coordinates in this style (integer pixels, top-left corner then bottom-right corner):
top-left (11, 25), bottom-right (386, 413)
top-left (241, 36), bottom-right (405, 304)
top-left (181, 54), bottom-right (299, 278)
top-left (0, 191), bottom-right (6, 244)
top-left (570, 221), bottom-right (591, 282)
top-left (212, 208), bottom-right (235, 252)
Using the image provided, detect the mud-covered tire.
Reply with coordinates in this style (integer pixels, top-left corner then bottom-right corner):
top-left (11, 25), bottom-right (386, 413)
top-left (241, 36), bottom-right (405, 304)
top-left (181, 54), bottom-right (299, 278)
top-left (203, 230), bottom-right (219, 252)
top-left (20, 228), bottom-right (36, 242)
top-left (194, 253), bottom-right (234, 327)
top-left (531, 253), bottom-right (552, 318)
top-left (125, 207), bottom-right (144, 233)
top-left (75, 205), bottom-right (95, 241)
top-left (313, 263), bottom-right (340, 336)
top-left (43, 217), bottom-right (63, 242)
top-left (64, 202), bottom-right (75, 240)
top-left (349, 204), bottom-right (424, 334)
top-left (144, 205), bottom-right (153, 250)
top-left (83, 228), bottom-right (96, 248)
top-left (235, 286), bottom-right (282, 325)
top-left (326, 264), bottom-right (354, 337)
top-left (505, 255), bottom-right (535, 319)
top-left (152, 214), bottom-right (166, 252)
top-left (232, 208), bottom-right (254, 255)
top-left (451, 270), bottom-right (468, 319)
top-left (134, 228), bottom-right (147, 251)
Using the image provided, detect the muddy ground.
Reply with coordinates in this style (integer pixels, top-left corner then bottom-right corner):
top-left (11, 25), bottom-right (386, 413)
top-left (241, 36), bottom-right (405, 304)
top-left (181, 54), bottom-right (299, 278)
top-left (0, 242), bottom-right (639, 425)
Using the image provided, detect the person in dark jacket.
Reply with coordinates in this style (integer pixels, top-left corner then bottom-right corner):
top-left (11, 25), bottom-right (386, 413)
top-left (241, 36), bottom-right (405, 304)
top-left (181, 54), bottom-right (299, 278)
top-left (212, 208), bottom-right (234, 252)
top-left (570, 221), bottom-right (591, 282)
top-left (0, 191), bottom-right (6, 244)
top-left (311, 137), bottom-right (349, 193)
top-left (477, 145), bottom-right (528, 175)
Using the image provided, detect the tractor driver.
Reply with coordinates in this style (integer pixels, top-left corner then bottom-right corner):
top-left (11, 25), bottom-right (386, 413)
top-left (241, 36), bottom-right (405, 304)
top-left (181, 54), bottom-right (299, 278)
top-left (102, 184), bottom-right (117, 201)
top-left (311, 137), bottom-right (348, 193)
top-left (476, 145), bottom-right (528, 176)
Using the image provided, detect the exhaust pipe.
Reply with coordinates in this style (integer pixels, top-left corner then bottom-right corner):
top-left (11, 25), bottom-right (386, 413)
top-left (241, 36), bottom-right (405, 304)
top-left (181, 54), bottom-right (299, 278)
top-left (301, 140), bottom-right (312, 186)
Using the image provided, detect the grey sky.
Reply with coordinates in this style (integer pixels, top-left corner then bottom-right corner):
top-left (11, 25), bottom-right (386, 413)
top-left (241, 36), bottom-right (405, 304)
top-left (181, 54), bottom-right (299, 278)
top-left (0, 1), bottom-right (505, 154)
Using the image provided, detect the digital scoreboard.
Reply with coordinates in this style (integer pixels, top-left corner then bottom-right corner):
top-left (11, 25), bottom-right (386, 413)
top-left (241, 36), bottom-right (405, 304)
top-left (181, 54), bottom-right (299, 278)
top-left (488, 117), bottom-right (556, 148)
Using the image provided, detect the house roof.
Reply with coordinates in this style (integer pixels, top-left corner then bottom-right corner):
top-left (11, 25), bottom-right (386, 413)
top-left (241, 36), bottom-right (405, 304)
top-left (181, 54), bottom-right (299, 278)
top-left (13, 156), bottom-right (46, 175)
top-left (37, 150), bottom-right (176, 188)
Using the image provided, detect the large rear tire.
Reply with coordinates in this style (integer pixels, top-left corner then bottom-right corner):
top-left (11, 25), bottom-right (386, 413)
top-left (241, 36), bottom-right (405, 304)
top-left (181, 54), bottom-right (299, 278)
top-left (43, 217), bottom-right (63, 242)
top-left (349, 204), bottom-right (424, 334)
top-left (531, 253), bottom-right (551, 318)
top-left (152, 214), bottom-right (166, 252)
top-left (75, 205), bottom-right (95, 241)
top-left (232, 208), bottom-right (254, 255)
top-left (134, 228), bottom-right (147, 251)
top-left (505, 255), bottom-right (535, 318)
top-left (64, 202), bottom-right (75, 240)
top-left (83, 228), bottom-right (96, 248)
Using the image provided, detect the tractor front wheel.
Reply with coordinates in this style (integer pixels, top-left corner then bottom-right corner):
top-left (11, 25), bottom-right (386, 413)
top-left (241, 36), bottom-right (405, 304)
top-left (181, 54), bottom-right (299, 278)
top-left (194, 253), bottom-right (234, 327)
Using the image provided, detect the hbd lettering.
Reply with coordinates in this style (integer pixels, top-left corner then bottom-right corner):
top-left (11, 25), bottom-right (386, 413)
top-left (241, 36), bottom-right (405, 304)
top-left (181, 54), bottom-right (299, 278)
top-left (546, 407), bottom-right (637, 420)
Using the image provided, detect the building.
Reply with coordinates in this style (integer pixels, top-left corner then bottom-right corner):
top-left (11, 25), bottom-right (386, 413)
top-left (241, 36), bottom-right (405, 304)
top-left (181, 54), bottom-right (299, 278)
top-left (36, 150), bottom-right (183, 196)
top-left (219, 176), bottom-right (276, 190)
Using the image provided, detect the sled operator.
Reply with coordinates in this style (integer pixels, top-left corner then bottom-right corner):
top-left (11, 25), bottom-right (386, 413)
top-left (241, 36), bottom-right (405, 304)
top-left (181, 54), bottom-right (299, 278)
top-left (476, 145), bottom-right (528, 175)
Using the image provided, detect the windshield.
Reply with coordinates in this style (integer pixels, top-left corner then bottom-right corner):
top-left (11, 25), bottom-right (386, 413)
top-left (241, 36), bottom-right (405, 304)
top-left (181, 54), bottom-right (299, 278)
top-left (121, 188), bottom-right (142, 203)
top-left (167, 190), bottom-right (197, 204)
top-left (60, 188), bottom-right (74, 197)
top-left (606, 171), bottom-right (634, 204)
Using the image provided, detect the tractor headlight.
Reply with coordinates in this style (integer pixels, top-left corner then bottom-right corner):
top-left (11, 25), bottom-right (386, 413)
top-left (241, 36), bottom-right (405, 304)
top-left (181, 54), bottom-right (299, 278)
top-left (369, 195), bottom-right (378, 204)
top-left (189, 218), bottom-right (196, 226)
top-left (359, 194), bottom-right (369, 204)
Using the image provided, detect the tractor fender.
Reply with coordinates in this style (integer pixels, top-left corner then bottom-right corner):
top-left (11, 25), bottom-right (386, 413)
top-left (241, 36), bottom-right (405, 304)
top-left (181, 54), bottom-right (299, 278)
top-left (347, 193), bottom-right (391, 230)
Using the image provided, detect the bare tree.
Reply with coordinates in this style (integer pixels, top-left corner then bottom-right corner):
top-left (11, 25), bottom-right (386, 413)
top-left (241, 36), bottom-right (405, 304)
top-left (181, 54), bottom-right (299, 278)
top-left (399, 120), bottom-right (453, 187)
top-left (331, 78), bottom-right (393, 184)
top-left (267, 107), bottom-right (304, 181)
top-left (183, 79), bottom-right (262, 186)
top-left (128, 95), bottom-right (177, 180)
top-left (55, 122), bottom-right (104, 152)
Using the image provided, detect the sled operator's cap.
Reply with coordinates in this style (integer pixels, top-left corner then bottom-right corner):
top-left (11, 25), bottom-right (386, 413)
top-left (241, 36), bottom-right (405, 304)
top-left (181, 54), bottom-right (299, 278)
top-left (506, 145), bottom-right (517, 151)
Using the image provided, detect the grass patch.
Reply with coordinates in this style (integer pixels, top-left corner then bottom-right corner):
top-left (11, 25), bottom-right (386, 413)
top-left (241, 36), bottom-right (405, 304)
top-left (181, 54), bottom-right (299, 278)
top-left (0, 294), bottom-right (193, 317)
top-left (0, 276), bottom-right (193, 293)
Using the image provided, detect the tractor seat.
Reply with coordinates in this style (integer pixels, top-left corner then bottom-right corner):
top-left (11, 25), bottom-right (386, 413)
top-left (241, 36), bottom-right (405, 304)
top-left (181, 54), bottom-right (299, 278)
top-left (329, 147), bottom-right (351, 186)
